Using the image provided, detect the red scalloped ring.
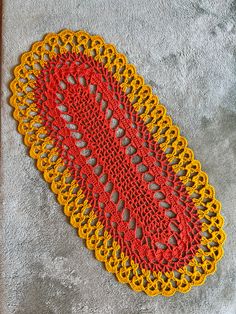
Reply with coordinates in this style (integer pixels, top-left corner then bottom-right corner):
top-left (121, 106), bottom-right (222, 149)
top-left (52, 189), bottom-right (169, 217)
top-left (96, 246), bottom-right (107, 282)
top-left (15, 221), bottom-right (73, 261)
top-left (10, 30), bottom-right (225, 296)
top-left (35, 51), bottom-right (202, 272)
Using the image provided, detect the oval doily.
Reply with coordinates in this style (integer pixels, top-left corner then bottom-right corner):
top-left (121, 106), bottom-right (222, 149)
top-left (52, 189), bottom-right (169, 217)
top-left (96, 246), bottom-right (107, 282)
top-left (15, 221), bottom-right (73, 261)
top-left (10, 29), bottom-right (226, 296)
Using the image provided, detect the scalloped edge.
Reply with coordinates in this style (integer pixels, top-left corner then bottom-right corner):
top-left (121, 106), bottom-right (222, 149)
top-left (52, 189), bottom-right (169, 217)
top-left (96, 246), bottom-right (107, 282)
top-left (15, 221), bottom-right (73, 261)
top-left (9, 29), bottom-right (226, 297)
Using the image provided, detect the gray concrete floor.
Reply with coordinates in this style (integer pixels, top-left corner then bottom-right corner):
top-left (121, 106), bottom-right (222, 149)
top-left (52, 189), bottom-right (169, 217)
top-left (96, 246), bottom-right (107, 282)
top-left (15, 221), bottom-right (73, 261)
top-left (1, 0), bottom-right (236, 313)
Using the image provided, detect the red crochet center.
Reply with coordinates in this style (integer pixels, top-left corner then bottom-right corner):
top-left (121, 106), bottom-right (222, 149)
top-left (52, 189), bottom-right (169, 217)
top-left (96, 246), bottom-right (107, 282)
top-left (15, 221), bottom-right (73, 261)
top-left (34, 52), bottom-right (202, 272)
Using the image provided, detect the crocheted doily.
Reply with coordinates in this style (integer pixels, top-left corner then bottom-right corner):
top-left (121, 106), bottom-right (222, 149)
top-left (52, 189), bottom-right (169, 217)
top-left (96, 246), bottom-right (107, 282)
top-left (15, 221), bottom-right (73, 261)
top-left (10, 30), bottom-right (225, 296)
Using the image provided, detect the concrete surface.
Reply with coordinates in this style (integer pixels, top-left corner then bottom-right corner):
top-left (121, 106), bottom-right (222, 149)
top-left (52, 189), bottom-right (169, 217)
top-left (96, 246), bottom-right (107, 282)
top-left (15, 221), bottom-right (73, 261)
top-left (1, 0), bottom-right (236, 313)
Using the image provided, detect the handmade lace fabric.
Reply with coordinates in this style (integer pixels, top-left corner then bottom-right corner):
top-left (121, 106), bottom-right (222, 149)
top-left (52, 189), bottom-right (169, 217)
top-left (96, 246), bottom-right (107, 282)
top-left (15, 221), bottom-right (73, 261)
top-left (10, 30), bottom-right (225, 296)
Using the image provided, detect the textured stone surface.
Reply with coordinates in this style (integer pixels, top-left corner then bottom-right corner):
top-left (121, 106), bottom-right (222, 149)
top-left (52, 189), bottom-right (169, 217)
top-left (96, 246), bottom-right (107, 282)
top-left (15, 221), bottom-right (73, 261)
top-left (1, 0), bottom-right (236, 313)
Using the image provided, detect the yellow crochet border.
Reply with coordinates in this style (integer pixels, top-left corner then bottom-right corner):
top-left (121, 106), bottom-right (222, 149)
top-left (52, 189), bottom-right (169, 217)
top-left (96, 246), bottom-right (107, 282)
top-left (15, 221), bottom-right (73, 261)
top-left (9, 29), bottom-right (226, 296)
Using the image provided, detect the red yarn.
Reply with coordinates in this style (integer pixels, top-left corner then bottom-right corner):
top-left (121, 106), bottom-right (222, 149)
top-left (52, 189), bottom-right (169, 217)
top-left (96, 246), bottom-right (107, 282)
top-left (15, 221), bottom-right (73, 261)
top-left (34, 52), bottom-right (202, 272)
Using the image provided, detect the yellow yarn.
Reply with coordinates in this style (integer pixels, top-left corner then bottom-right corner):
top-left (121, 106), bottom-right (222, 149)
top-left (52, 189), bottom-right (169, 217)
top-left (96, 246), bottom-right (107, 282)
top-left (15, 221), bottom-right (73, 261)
top-left (10, 30), bottom-right (225, 296)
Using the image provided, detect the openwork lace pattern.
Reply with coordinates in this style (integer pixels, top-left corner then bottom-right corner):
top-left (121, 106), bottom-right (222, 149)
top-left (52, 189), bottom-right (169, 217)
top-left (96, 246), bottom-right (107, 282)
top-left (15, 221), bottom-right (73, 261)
top-left (10, 30), bottom-right (225, 296)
